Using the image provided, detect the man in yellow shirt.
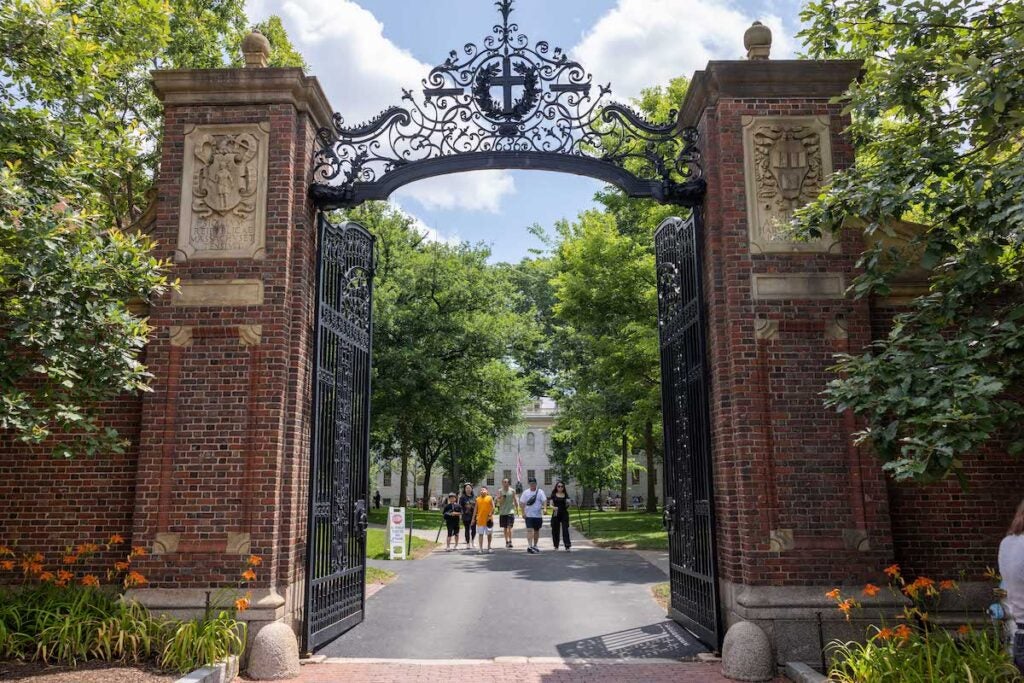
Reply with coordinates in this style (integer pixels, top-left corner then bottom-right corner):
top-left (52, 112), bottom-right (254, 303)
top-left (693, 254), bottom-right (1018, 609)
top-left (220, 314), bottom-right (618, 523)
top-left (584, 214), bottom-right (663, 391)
top-left (475, 486), bottom-right (496, 554)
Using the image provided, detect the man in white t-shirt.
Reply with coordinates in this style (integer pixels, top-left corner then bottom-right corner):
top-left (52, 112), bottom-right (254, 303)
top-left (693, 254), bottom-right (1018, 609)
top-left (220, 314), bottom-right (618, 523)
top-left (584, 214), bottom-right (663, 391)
top-left (519, 477), bottom-right (547, 554)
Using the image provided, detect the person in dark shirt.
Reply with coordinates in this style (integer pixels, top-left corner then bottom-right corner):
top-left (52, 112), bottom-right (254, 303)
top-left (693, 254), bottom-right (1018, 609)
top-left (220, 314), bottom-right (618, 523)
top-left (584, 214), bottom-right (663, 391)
top-left (550, 480), bottom-right (572, 551)
top-left (442, 493), bottom-right (462, 551)
top-left (458, 483), bottom-right (477, 548)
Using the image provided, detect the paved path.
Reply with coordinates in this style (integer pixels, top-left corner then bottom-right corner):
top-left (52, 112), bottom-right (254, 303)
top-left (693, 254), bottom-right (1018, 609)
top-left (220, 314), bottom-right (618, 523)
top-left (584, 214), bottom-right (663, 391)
top-left (297, 659), bottom-right (743, 682)
top-left (322, 519), bottom-right (705, 661)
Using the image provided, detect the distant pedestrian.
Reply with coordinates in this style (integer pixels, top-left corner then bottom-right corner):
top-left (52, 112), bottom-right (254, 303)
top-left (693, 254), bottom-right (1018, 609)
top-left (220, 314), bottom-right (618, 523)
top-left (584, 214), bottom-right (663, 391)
top-left (442, 493), bottom-right (462, 551)
top-left (459, 483), bottom-right (476, 547)
top-left (1000, 497), bottom-right (1024, 674)
top-left (550, 481), bottom-right (571, 552)
top-left (496, 478), bottom-right (520, 549)
top-left (373, 490), bottom-right (381, 509)
top-left (519, 477), bottom-right (547, 554)
top-left (475, 486), bottom-right (495, 554)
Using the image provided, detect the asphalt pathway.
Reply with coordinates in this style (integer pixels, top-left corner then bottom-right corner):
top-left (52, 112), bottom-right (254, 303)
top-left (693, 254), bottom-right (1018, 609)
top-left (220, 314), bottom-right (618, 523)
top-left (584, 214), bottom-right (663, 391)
top-left (321, 520), bottom-right (705, 661)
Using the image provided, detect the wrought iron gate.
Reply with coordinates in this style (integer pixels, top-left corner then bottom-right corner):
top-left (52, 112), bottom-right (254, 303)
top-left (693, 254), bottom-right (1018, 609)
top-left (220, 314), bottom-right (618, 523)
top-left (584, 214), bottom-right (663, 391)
top-left (655, 213), bottom-right (721, 648)
top-left (304, 215), bottom-right (374, 651)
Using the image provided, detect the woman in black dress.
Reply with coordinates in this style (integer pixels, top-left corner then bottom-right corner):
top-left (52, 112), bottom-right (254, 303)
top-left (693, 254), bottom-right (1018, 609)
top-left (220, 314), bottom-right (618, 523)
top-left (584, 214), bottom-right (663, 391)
top-left (458, 483), bottom-right (476, 547)
top-left (550, 481), bottom-right (571, 551)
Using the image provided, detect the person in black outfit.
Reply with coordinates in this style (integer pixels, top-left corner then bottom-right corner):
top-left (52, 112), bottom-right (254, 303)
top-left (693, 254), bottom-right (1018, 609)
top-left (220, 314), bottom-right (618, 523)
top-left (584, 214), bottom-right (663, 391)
top-left (442, 492), bottom-right (462, 551)
top-left (550, 480), bottom-right (572, 551)
top-left (458, 483), bottom-right (476, 547)
top-left (373, 490), bottom-right (381, 509)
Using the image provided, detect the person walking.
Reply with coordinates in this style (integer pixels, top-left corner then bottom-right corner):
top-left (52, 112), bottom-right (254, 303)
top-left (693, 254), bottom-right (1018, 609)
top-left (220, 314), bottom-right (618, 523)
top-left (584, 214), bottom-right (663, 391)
top-left (519, 476), bottom-right (546, 554)
top-left (496, 478), bottom-right (520, 549)
top-left (475, 486), bottom-right (496, 554)
top-left (458, 483), bottom-right (476, 548)
top-left (1000, 497), bottom-right (1024, 674)
top-left (373, 490), bottom-right (381, 510)
top-left (441, 492), bottom-right (462, 551)
top-left (550, 480), bottom-right (572, 552)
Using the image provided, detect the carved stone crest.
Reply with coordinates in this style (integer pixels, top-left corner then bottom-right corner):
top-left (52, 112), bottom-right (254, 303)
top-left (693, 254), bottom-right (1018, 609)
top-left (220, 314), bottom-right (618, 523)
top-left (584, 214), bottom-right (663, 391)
top-left (742, 116), bottom-right (837, 253)
top-left (177, 123), bottom-right (269, 261)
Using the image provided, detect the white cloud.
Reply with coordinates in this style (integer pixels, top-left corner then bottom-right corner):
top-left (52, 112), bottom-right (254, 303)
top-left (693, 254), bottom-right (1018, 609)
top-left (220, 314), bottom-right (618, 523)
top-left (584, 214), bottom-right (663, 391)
top-left (572, 0), bottom-right (796, 101)
top-left (246, 0), bottom-right (517, 212)
top-left (395, 207), bottom-right (461, 246)
top-left (392, 171), bottom-right (516, 214)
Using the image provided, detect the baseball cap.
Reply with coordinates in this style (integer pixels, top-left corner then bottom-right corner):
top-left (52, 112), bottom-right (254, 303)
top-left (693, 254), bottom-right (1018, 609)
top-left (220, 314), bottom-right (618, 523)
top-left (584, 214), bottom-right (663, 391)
top-left (527, 476), bottom-right (537, 483)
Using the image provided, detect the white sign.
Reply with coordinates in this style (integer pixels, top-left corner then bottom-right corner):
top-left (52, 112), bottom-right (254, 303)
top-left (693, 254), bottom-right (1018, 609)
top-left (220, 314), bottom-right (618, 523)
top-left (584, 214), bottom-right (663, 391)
top-left (388, 507), bottom-right (406, 560)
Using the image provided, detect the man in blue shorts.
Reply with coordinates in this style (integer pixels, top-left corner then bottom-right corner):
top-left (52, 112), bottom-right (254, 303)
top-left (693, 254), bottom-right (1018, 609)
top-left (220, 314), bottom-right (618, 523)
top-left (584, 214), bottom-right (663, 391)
top-left (519, 476), bottom-right (547, 554)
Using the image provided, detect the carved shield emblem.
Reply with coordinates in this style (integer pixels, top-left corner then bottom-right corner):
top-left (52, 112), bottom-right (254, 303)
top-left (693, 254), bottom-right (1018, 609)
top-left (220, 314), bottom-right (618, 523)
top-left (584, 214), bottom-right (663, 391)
top-left (770, 132), bottom-right (810, 201)
top-left (192, 133), bottom-right (259, 216)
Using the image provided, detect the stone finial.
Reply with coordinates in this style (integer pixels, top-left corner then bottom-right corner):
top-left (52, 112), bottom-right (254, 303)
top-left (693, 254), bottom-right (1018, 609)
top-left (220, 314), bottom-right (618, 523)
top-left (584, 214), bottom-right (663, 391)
top-left (744, 21), bottom-right (772, 60)
top-left (242, 30), bottom-right (271, 68)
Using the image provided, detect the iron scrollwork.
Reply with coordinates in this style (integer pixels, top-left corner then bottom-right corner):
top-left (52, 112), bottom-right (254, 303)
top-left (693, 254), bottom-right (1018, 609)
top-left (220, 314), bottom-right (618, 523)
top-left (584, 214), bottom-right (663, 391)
top-left (310, 0), bottom-right (705, 208)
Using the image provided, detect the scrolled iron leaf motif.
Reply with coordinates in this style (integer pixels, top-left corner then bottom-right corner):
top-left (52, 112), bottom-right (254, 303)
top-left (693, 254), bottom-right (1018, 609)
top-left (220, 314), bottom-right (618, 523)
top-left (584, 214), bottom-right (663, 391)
top-left (310, 0), bottom-right (705, 208)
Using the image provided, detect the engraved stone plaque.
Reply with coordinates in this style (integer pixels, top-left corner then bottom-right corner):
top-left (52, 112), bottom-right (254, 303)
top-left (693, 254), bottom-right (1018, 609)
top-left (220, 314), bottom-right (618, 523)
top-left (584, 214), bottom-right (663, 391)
top-left (742, 116), bottom-right (838, 254)
top-left (176, 122), bottom-right (269, 261)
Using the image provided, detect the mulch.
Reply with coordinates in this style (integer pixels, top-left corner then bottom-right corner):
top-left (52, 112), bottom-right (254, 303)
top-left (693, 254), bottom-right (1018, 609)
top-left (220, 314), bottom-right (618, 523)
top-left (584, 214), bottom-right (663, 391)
top-left (0, 660), bottom-right (176, 682)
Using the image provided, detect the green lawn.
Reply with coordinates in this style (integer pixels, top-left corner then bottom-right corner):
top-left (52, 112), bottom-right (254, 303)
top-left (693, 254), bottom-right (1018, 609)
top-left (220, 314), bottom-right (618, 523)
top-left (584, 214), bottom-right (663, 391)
top-left (365, 527), bottom-right (436, 560)
top-left (365, 566), bottom-right (396, 585)
top-left (368, 507), bottom-right (445, 530)
top-left (575, 509), bottom-right (667, 550)
top-left (651, 582), bottom-right (670, 611)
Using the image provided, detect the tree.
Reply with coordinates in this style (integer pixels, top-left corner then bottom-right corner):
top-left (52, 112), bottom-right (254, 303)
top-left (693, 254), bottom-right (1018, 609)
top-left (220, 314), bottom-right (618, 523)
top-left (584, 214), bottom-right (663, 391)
top-left (796, 0), bottom-right (1024, 483)
top-left (0, 1), bottom-right (305, 456)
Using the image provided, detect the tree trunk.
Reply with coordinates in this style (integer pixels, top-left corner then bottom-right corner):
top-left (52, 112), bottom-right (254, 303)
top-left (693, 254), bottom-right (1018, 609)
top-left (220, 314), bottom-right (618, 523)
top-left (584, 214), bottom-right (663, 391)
top-left (421, 456), bottom-right (432, 511)
top-left (399, 443), bottom-right (410, 507)
top-left (620, 431), bottom-right (628, 512)
top-left (645, 420), bottom-right (657, 513)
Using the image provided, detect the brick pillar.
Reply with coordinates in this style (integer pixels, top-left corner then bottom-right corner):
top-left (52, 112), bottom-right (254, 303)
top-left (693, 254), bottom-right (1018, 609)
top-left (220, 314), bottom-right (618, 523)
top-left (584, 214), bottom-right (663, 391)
top-left (679, 58), bottom-right (897, 664)
top-left (126, 63), bottom-right (332, 644)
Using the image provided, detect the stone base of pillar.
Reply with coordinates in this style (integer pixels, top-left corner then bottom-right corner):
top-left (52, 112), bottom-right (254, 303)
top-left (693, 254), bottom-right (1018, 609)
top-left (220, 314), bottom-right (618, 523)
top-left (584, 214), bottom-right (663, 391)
top-left (720, 580), bottom-right (994, 671)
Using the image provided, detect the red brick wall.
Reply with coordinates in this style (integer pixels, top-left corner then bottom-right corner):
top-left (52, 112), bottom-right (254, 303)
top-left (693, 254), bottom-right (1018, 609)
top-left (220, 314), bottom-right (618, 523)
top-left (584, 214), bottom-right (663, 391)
top-left (0, 394), bottom-right (143, 578)
top-left (700, 95), bottom-right (894, 586)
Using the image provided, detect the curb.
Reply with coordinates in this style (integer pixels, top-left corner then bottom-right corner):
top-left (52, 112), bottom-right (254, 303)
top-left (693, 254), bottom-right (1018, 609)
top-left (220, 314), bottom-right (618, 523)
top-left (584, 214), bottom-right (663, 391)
top-left (174, 655), bottom-right (239, 683)
top-left (784, 661), bottom-right (828, 683)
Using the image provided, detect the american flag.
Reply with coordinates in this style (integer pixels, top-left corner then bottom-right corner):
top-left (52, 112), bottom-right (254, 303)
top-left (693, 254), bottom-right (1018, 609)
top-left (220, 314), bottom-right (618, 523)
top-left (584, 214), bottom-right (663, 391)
top-left (516, 452), bottom-right (523, 483)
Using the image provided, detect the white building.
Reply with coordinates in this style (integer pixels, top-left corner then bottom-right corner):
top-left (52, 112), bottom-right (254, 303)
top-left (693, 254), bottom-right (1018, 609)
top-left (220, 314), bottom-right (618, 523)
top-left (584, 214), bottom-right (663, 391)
top-left (373, 397), bottom-right (661, 508)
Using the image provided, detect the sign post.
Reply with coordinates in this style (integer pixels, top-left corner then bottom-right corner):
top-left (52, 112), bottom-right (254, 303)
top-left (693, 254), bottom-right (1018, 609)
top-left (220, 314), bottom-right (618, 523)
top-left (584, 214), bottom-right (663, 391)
top-left (388, 507), bottom-right (406, 560)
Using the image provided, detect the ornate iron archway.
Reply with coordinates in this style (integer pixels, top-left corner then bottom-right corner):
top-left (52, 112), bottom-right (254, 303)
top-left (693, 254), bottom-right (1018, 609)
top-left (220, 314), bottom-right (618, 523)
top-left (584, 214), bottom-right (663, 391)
top-left (304, 0), bottom-right (718, 653)
top-left (309, 0), bottom-right (705, 209)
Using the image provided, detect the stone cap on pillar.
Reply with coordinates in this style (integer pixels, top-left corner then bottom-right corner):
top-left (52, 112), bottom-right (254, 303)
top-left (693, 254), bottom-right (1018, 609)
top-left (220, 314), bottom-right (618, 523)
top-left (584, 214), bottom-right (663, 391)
top-left (151, 67), bottom-right (335, 132)
top-left (676, 60), bottom-right (863, 129)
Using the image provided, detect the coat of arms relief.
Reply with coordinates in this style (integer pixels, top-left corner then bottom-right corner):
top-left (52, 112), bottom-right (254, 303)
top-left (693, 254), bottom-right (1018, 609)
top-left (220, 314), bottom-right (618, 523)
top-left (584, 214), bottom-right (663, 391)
top-left (742, 116), bottom-right (837, 253)
top-left (177, 123), bottom-right (269, 261)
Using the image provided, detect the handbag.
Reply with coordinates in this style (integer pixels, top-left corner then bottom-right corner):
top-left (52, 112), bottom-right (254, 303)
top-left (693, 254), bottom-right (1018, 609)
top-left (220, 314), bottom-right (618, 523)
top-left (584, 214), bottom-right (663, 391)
top-left (525, 493), bottom-right (538, 507)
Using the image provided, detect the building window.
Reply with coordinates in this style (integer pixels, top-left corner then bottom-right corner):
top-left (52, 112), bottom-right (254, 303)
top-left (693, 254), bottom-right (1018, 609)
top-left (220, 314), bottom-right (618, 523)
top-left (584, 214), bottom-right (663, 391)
top-left (503, 469), bottom-right (512, 483)
top-left (486, 473), bottom-right (495, 486)
top-left (383, 468), bottom-right (392, 486)
top-left (383, 497), bottom-right (392, 507)
top-left (632, 468), bottom-right (640, 485)
top-left (527, 469), bottom-right (535, 483)
top-left (544, 469), bottom-right (553, 486)
top-left (526, 432), bottom-right (535, 451)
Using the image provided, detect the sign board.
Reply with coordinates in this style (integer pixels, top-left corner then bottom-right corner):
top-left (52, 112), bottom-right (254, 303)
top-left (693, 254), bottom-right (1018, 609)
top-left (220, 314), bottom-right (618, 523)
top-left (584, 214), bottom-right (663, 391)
top-left (388, 507), bottom-right (406, 560)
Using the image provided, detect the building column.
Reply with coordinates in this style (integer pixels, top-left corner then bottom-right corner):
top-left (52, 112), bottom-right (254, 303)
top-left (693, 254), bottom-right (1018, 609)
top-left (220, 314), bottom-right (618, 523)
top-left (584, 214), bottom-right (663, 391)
top-left (126, 43), bottom-right (333, 649)
top-left (680, 42), bottom-right (896, 665)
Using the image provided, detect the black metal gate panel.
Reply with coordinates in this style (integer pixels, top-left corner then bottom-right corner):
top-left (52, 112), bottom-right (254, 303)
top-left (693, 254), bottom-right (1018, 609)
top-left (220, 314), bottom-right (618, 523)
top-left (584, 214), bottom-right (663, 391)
top-left (304, 215), bottom-right (374, 651)
top-left (654, 212), bottom-right (721, 648)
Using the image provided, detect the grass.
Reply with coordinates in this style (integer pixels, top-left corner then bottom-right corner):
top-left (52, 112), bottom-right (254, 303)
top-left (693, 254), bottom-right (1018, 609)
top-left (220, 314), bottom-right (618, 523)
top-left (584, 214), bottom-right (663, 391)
top-left (651, 582), bottom-right (670, 611)
top-left (368, 507), bottom-right (445, 530)
top-left (574, 509), bottom-right (667, 550)
top-left (365, 528), bottom-right (437, 560)
top-left (365, 566), bottom-right (396, 585)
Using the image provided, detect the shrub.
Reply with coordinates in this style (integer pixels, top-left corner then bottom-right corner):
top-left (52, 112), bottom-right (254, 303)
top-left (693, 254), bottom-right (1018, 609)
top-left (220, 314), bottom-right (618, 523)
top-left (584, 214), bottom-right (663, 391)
top-left (825, 565), bottom-right (1023, 682)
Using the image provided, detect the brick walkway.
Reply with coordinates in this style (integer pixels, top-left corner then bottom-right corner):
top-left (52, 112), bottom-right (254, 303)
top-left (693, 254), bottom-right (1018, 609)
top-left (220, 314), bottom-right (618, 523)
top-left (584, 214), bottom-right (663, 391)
top-left (292, 658), bottom-right (763, 682)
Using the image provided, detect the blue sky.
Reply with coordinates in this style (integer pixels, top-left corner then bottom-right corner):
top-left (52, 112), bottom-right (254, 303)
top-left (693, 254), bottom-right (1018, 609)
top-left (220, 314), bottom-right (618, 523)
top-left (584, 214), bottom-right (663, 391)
top-left (246, 0), bottom-right (803, 262)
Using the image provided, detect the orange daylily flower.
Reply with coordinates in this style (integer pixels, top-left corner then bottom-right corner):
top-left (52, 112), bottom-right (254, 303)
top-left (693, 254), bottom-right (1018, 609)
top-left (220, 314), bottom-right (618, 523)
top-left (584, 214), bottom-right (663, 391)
top-left (0, 560), bottom-right (14, 571)
top-left (56, 570), bottom-right (74, 583)
top-left (38, 571), bottom-right (55, 583)
top-left (0, 546), bottom-right (13, 557)
top-left (108, 534), bottom-right (125, 545)
top-left (234, 597), bottom-right (251, 611)
top-left (893, 624), bottom-right (913, 642)
top-left (124, 570), bottom-right (148, 588)
top-left (76, 543), bottom-right (100, 555)
top-left (241, 568), bottom-right (257, 582)
top-left (114, 560), bottom-right (131, 572)
top-left (883, 564), bottom-right (901, 579)
top-left (825, 588), bottom-right (841, 600)
top-left (875, 627), bottom-right (894, 641)
top-left (957, 624), bottom-right (972, 636)
top-left (837, 598), bottom-right (856, 620)
top-left (904, 576), bottom-right (935, 597)
top-left (939, 579), bottom-right (956, 591)
top-left (62, 554), bottom-right (78, 565)
top-left (247, 555), bottom-right (263, 567)
top-left (130, 546), bottom-right (147, 558)
top-left (862, 583), bottom-right (881, 597)
top-left (81, 574), bottom-right (100, 587)
top-left (21, 553), bottom-right (44, 576)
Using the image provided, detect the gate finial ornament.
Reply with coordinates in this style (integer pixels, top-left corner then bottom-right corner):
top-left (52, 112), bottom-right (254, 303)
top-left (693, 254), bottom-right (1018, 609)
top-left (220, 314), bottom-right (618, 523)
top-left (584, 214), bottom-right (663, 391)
top-left (310, 0), bottom-right (705, 208)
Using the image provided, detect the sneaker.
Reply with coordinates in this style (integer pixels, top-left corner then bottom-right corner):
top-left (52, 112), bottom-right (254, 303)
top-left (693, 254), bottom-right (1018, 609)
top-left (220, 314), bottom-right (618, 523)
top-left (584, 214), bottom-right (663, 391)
top-left (526, 547), bottom-right (537, 554)
top-left (565, 547), bottom-right (571, 552)
top-left (487, 548), bottom-right (494, 554)
top-left (533, 546), bottom-right (542, 553)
